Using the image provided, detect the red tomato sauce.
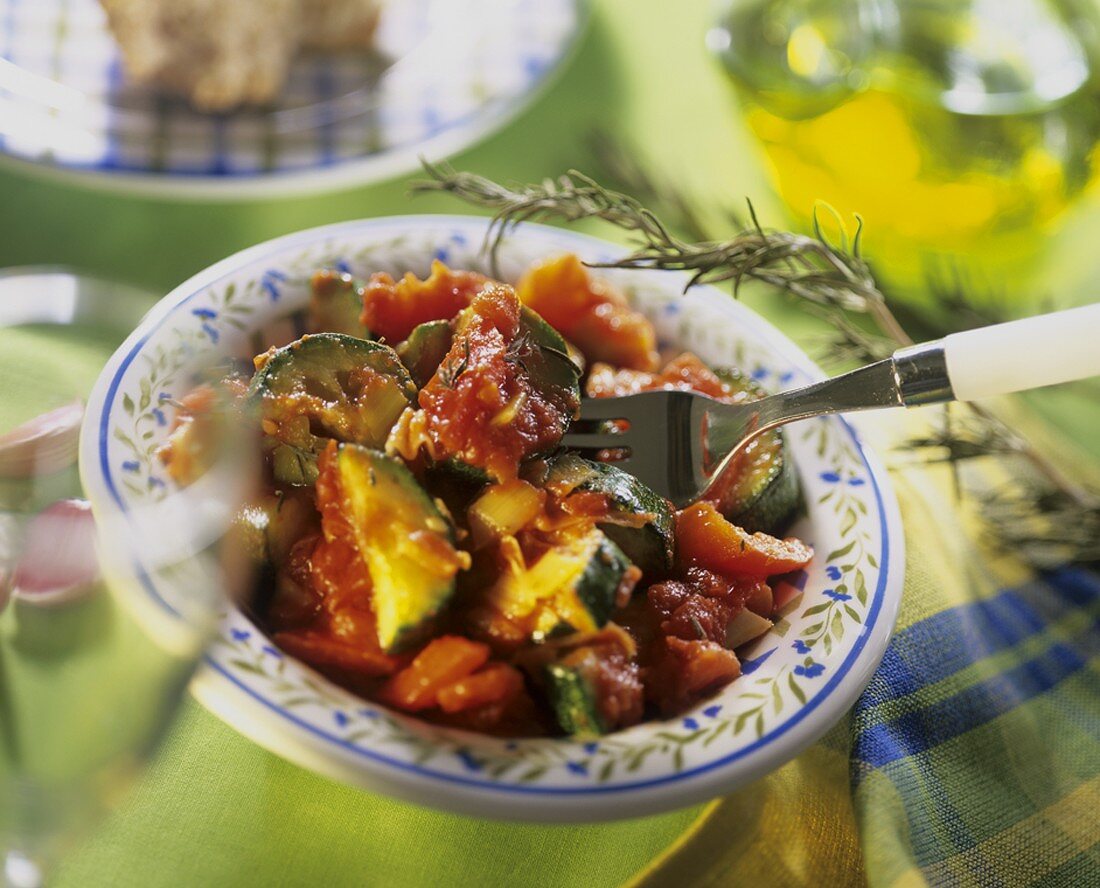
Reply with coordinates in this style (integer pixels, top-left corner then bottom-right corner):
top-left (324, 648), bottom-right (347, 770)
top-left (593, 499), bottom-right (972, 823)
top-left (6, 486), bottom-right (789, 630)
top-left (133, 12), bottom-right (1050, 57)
top-left (210, 256), bottom-right (817, 737)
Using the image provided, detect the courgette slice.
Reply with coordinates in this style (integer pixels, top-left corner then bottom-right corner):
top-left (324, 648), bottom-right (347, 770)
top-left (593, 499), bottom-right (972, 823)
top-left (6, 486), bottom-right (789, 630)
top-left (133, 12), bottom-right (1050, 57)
top-left (546, 453), bottom-right (675, 576)
top-left (484, 528), bottom-right (633, 640)
top-left (309, 269), bottom-right (370, 337)
top-left (564, 340), bottom-right (586, 375)
top-left (532, 626), bottom-right (639, 737)
top-left (235, 491), bottom-right (318, 566)
top-left (250, 334), bottom-right (417, 486)
top-left (323, 444), bottom-right (468, 653)
top-left (270, 442), bottom-right (323, 487)
top-left (397, 319), bottom-right (453, 388)
top-left (710, 368), bottom-right (802, 534)
top-left (517, 293), bottom-right (586, 372)
top-left (545, 658), bottom-right (605, 737)
top-left (436, 458), bottom-right (491, 486)
top-left (515, 306), bottom-right (584, 413)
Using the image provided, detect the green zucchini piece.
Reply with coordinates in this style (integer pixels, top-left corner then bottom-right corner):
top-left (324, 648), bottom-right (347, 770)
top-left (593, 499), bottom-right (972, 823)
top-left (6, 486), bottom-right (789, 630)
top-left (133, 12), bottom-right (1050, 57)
top-left (546, 453), bottom-right (675, 575)
top-left (235, 507), bottom-right (269, 563)
top-left (397, 319), bottom-right (453, 388)
top-left (535, 629), bottom-right (641, 737)
top-left (515, 306), bottom-right (583, 414)
top-left (309, 269), bottom-right (370, 337)
top-left (564, 340), bottom-right (586, 375)
top-left (555, 532), bottom-right (630, 633)
top-left (235, 491), bottom-right (318, 566)
top-left (436, 458), bottom-right (491, 486)
top-left (329, 444), bottom-right (462, 653)
top-left (270, 442), bottom-right (322, 487)
top-left (711, 368), bottom-right (803, 534)
top-left (518, 304), bottom-right (563, 347)
top-left (545, 659), bottom-right (605, 737)
top-left (486, 528), bottom-right (632, 640)
top-left (250, 334), bottom-right (417, 486)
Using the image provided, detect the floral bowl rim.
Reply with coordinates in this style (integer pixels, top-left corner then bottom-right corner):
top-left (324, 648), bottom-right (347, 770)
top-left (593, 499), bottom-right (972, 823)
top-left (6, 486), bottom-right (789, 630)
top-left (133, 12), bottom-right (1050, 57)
top-left (78, 215), bottom-right (904, 822)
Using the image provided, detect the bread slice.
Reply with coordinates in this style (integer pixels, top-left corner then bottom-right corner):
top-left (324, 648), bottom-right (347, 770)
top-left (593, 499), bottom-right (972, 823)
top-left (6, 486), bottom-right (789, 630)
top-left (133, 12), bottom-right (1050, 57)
top-left (299, 0), bottom-right (382, 51)
top-left (99, 0), bottom-right (381, 111)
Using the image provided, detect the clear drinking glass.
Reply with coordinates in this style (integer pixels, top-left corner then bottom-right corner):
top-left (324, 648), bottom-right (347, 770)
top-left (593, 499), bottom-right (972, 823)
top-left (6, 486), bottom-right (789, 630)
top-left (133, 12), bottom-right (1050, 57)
top-left (0, 271), bottom-right (253, 887)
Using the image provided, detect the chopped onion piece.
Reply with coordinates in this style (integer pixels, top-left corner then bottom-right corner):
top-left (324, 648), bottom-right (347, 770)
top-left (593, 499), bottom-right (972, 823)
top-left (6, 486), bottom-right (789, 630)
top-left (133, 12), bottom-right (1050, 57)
top-left (0, 400), bottom-right (84, 478)
top-left (724, 608), bottom-right (773, 650)
top-left (12, 499), bottom-right (100, 607)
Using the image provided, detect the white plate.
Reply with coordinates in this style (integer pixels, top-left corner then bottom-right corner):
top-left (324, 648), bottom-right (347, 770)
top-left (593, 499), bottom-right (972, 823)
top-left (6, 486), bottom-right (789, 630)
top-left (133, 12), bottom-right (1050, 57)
top-left (0, 0), bottom-right (584, 199)
top-left (79, 215), bottom-right (904, 821)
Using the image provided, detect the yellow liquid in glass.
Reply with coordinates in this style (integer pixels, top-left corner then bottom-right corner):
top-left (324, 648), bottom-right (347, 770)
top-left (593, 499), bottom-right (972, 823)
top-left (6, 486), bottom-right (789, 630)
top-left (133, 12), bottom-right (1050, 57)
top-left (745, 90), bottom-right (1099, 282)
top-left (713, 0), bottom-right (1100, 290)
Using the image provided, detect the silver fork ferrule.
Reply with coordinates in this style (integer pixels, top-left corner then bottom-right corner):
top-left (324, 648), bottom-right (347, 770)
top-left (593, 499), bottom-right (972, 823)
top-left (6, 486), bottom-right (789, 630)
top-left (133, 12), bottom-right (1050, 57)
top-left (892, 341), bottom-right (954, 406)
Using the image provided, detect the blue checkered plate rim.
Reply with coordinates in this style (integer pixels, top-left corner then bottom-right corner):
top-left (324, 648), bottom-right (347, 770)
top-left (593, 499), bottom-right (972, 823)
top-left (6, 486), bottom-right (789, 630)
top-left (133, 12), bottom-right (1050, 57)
top-left (0, 0), bottom-right (584, 197)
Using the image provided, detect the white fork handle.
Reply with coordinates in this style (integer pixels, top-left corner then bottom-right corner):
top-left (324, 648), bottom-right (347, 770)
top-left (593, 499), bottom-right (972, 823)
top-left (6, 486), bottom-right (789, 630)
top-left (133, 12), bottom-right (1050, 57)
top-left (943, 303), bottom-right (1100, 401)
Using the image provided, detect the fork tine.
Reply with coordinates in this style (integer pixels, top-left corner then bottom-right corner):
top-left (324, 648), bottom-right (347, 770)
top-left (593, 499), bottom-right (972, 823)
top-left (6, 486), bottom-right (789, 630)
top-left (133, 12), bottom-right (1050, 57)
top-left (559, 431), bottom-right (627, 450)
top-left (576, 398), bottom-right (632, 422)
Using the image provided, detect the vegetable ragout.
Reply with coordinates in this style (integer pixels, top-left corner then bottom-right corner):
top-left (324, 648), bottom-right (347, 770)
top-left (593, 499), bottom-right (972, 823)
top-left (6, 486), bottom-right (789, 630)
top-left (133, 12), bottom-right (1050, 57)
top-left (160, 253), bottom-right (813, 738)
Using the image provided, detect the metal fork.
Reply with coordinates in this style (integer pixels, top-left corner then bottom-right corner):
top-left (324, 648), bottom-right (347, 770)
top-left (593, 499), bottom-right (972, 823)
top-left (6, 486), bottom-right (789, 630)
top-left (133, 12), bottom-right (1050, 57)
top-left (561, 304), bottom-right (1100, 507)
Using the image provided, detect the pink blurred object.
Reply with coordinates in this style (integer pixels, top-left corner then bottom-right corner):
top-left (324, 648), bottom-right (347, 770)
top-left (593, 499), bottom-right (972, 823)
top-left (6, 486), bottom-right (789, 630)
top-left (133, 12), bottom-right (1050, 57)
top-left (12, 499), bottom-right (100, 607)
top-left (0, 400), bottom-right (84, 478)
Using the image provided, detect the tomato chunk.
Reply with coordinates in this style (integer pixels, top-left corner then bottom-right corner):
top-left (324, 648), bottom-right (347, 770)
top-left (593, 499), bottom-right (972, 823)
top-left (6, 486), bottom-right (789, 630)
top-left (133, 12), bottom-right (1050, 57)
top-left (675, 639), bottom-right (741, 696)
top-left (675, 502), bottom-right (813, 578)
top-left (645, 636), bottom-right (742, 716)
top-left (434, 687), bottom-right (547, 737)
top-left (518, 254), bottom-right (659, 372)
top-left (585, 641), bottom-right (645, 730)
top-left (360, 261), bottom-right (489, 342)
top-left (586, 352), bottom-right (745, 400)
top-left (646, 567), bottom-right (769, 643)
top-left (157, 384), bottom-right (218, 484)
top-left (273, 629), bottom-right (400, 677)
top-left (388, 285), bottom-right (578, 480)
top-left (379, 636), bottom-right (491, 711)
top-left (436, 663), bottom-right (525, 713)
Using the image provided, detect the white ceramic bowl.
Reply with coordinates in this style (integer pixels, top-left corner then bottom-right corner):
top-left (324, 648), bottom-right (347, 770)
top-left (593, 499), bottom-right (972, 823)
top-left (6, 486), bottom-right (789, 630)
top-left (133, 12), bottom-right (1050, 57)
top-left (79, 216), bottom-right (904, 821)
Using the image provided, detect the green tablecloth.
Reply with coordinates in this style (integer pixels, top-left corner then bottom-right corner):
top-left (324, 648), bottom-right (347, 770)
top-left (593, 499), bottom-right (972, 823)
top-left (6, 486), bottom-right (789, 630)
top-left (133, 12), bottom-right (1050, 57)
top-left (2, 1), bottom-right (1098, 885)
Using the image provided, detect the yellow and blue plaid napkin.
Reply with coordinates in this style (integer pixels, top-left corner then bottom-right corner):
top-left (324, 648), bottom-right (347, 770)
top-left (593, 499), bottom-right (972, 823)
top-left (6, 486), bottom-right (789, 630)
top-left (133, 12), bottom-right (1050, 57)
top-left (629, 430), bottom-right (1100, 888)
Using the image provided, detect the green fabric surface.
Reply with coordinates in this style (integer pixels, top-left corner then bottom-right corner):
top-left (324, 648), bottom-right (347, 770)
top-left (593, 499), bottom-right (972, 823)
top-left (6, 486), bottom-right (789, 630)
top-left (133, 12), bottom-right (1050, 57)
top-left (1, 1), bottom-right (1099, 886)
top-left (53, 699), bottom-right (702, 888)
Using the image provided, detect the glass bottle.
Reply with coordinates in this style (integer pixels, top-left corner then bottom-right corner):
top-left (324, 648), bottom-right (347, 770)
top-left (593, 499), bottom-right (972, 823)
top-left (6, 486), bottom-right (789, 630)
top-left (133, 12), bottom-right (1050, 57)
top-left (709, 0), bottom-right (1100, 294)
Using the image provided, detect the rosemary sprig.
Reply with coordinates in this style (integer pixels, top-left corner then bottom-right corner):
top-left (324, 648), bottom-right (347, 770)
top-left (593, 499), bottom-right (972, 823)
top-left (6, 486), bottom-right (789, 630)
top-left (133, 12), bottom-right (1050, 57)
top-left (412, 158), bottom-right (1100, 566)
top-left (981, 483), bottom-right (1100, 568)
top-left (415, 159), bottom-right (909, 340)
top-left (586, 131), bottom-right (737, 242)
top-left (903, 411), bottom-right (1022, 464)
top-left (437, 337), bottom-right (471, 389)
top-left (582, 143), bottom-right (1098, 509)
